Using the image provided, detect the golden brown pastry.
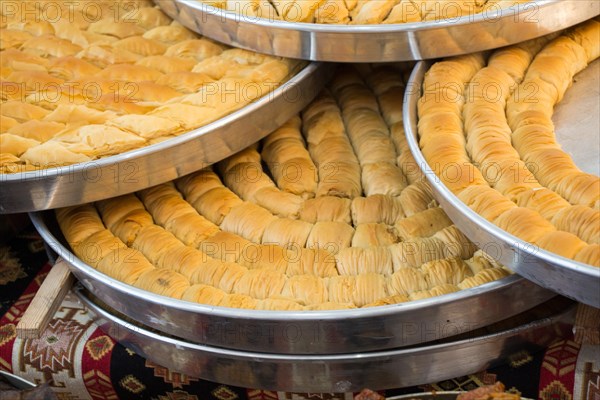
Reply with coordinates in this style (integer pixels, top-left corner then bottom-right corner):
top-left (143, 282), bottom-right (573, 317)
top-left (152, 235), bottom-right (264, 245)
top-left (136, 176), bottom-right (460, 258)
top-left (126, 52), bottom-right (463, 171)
top-left (351, 195), bottom-right (404, 225)
top-left (306, 221), bottom-right (355, 254)
top-left (1, 1), bottom-right (296, 173)
top-left (352, 223), bottom-right (398, 248)
top-left (96, 247), bottom-right (155, 285)
top-left (134, 268), bottom-right (190, 299)
top-left (56, 204), bottom-right (105, 246)
top-left (262, 218), bottom-right (313, 248)
top-left (299, 196), bottom-right (352, 224)
top-left (55, 56), bottom-right (524, 311)
top-left (387, 267), bottom-right (429, 297)
top-left (220, 202), bottom-right (277, 243)
top-left (335, 247), bottom-right (393, 275)
top-left (261, 116), bottom-right (318, 198)
top-left (394, 208), bottom-right (453, 240)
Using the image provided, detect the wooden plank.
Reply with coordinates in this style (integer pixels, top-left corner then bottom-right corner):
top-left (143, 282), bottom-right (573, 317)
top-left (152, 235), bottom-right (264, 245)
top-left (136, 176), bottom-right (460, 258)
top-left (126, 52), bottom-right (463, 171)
top-left (16, 258), bottom-right (74, 339)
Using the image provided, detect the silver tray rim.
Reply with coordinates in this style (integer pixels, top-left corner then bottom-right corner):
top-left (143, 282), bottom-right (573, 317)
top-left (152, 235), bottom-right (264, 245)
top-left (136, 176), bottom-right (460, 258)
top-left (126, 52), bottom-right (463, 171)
top-left (32, 210), bottom-right (550, 321)
top-left (160, 0), bottom-right (600, 62)
top-left (403, 61), bottom-right (600, 308)
top-left (0, 62), bottom-right (330, 213)
top-left (0, 370), bottom-right (37, 390)
top-left (74, 285), bottom-right (575, 391)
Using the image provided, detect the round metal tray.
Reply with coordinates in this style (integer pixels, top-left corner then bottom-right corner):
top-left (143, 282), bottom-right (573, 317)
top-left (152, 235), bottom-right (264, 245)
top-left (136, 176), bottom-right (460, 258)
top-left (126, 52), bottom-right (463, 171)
top-left (0, 63), bottom-right (331, 214)
top-left (74, 286), bottom-right (575, 392)
top-left (404, 61), bottom-right (600, 308)
top-left (31, 211), bottom-right (556, 355)
top-left (155, 0), bottom-right (599, 62)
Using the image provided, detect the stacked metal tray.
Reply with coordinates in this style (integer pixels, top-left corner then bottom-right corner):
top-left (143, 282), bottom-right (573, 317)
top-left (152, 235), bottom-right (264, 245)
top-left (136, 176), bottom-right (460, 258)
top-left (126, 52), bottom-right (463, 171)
top-left (404, 60), bottom-right (600, 308)
top-left (32, 211), bottom-right (556, 355)
top-left (75, 285), bottom-right (575, 391)
top-left (0, 63), bottom-right (331, 214)
top-left (156, 0), bottom-right (599, 62)
top-left (8, 0), bottom-right (599, 392)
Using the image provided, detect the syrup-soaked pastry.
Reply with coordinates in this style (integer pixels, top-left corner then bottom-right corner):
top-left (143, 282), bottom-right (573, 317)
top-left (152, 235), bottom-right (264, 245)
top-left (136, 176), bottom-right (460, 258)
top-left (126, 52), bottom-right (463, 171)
top-left (506, 29), bottom-right (600, 207)
top-left (56, 56), bottom-right (523, 310)
top-left (0, 116), bottom-right (19, 133)
top-left (1, 2), bottom-right (295, 172)
top-left (574, 245), bottom-right (600, 267)
top-left (285, 247), bottom-right (339, 277)
top-left (514, 188), bottom-right (571, 222)
top-left (261, 116), bottom-right (318, 198)
top-left (352, 223), bottom-right (398, 248)
top-left (495, 207), bottom-right (555, 243)
top-left (2, 101), bottom-right (50, 121)
top-left (0, 134), bottom-right (40, 156)
top-left (212, 262), bottom-right (249, 293)
top-left (387, 267), bottom-right (429, 297)
top-left (239, 243), bottom-right (290, 272)
top-left (361, 162), bottom-right (408, 196)
top-left (565, 18), bottom-right (600, 62)
top-left (252, 187), bottom-right (304, 218)
top-left (256, 298), bottom-right (305, 311)
top-left (408, 284), bottom-right (459, 301)
top-left (96, 247), bottom-right (155, 285)
top-left (131, 224), bottom-right (186, 267)
top-left (73, 229), bottom-right (127, 267)
top-left (97, 195), bottom-right (153, 246)
top-left (133, 268), bottom-right (190, 299)
top-left (458, 268), bottom-right (510, 290)
top-left (299, 196), bottom-right (352, 224)
top-left (306, 221), bottom-right (355, 254)
top-left (56, 204), bottom-right (105, 246)
top-left (551, 206), bottom-right (600, 245)
top-left (218, 293), bottom-right (259, 309)
top-left (327, 273), bottom-right (387, 307)
top-left (281, 275), bottom-right (329, 305)
top-left (302, 93), bottom-right (362, 198)
top-left (363, 294), bottom-right (409, 307)
top-left (189, 186), bottom-right (243, 225)
top-left (182, 284), bottom-right (226, 305)
top-left (335, 247), bottom-right (393, 275)
top-left (7, 121), bottom-right (65, 142)
top-left (176, 169), bottom-right (224, 205)
top-left (220, 202), bottom-right (277, 243)
top-left (432, 225), bottom-right (477, 260)
top-left (262, 218), bottom-right (313, 248)
top-left (315, 0), bottom-right (351, 23)
top-left (394, 208), bottom-right (453, 240)
top-left (458, 185), bottom-right (516, 222)
top-left (535, 231), bottom-right (588, 260)
top-left (464, 249), bottom-right (500, 275)
top-left (389, 236), bottom-right (447, 270)
top-left (397, 181), bottom-right (435, 217)
top-left (383, 0), bottom-right (423, 23)
top-left (351, 195), bottom-right (404, 225)
top-left (421, 257), bottom-right (473, 288)
top-left (235, 268), bottom-right (287, 299)
top-left (198, 231), bottom-right (252, 264)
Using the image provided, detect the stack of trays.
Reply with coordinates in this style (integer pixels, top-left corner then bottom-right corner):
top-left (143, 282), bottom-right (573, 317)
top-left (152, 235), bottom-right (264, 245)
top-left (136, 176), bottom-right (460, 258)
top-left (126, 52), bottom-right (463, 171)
top-left (3, 0), bottom-right (598, 391)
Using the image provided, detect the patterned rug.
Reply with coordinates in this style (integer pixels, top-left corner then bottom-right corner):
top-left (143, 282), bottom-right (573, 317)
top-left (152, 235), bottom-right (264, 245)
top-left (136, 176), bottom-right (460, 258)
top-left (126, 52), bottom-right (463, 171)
top-left (0, 223), bottom-right (598, 399)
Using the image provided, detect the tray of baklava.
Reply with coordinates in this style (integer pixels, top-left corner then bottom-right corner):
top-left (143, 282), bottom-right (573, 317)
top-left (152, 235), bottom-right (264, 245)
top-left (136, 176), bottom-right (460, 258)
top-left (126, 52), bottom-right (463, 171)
top-left (404, 19), bottom-right (600, 307)
top-left (31, 64), bottom-right (556, 355)
top-left (155, 0), bottom-right (599, 62)
top-left (74, 285), bottom-right (574, 391)
top-left (0, 0), bottom-right (330, 214)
